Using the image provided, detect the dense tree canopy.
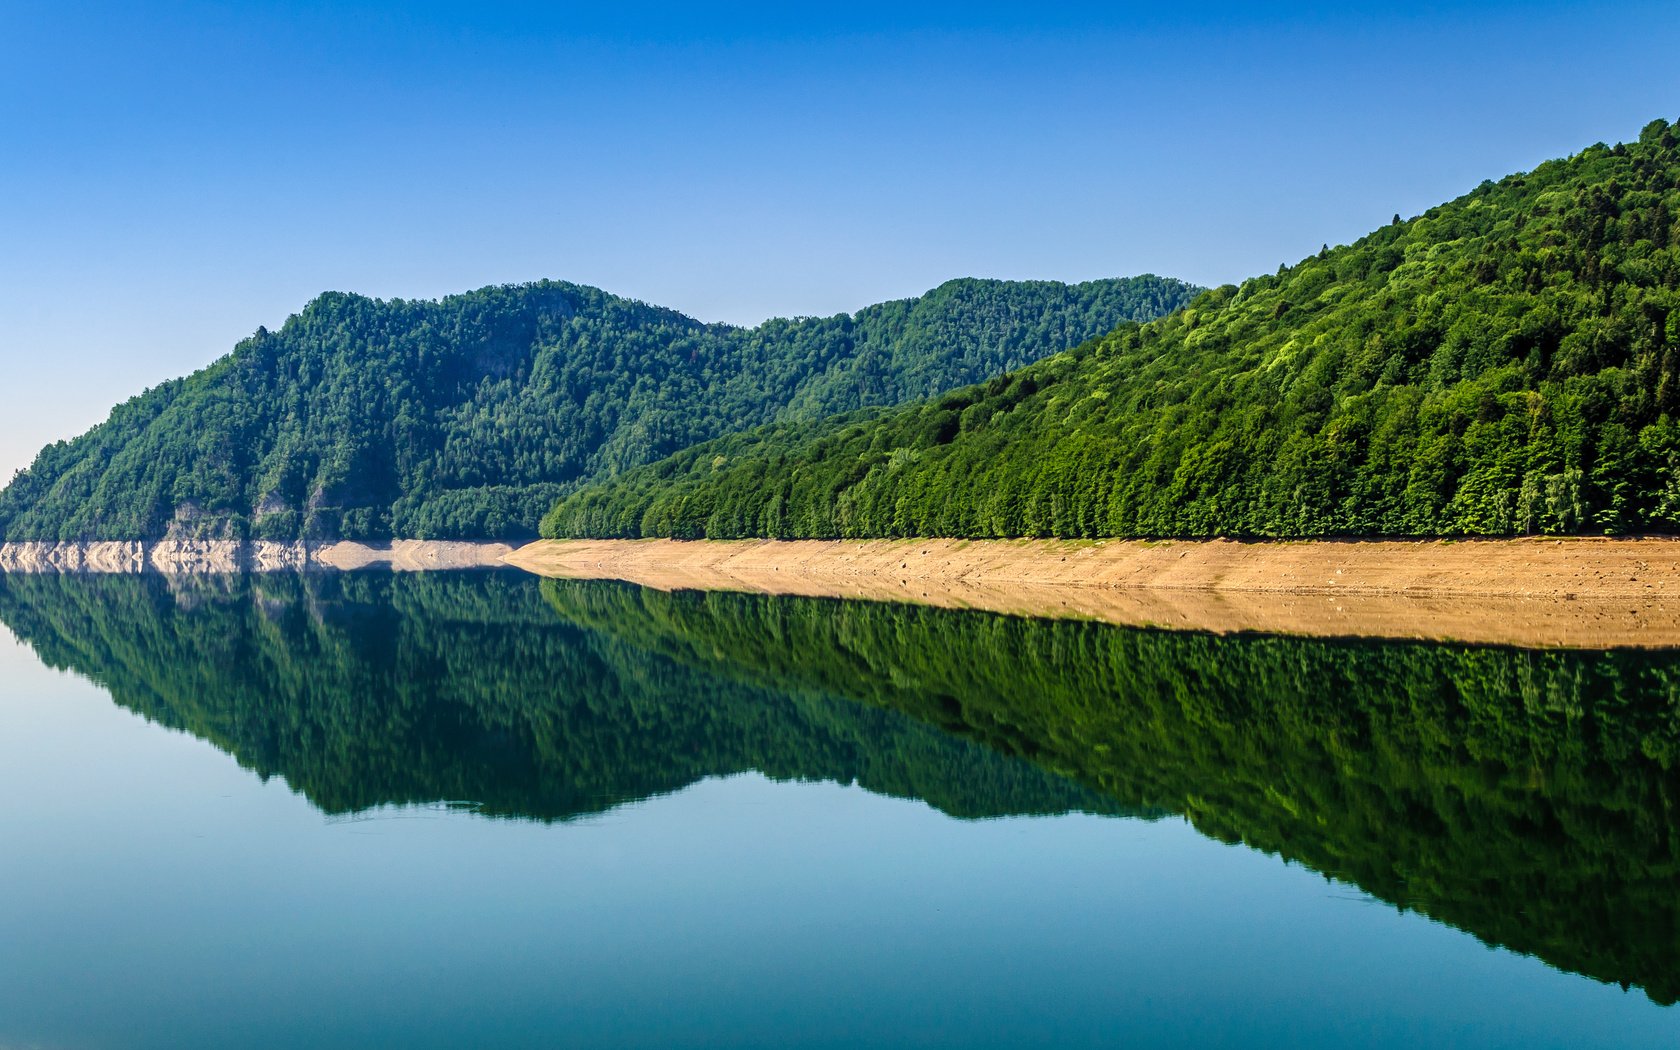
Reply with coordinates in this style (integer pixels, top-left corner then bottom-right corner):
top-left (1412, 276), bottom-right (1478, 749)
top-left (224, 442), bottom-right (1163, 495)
top-left (0, 275), bottom-right (1197, 541)
top-left (544, 118), bottom-right (1680, 540)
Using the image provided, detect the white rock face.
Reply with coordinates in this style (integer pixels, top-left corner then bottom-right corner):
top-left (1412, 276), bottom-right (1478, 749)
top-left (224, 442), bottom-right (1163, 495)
top-left (146, 540), bottom-right (250, 573)
top-left (0, 540), bottom-right (511, 574)
top-left (249, 542), bottom-right (313, 571)
top-left (312, 540), bottom-right (515, 571)
top-left (0, 542), bottom-right (149, 572)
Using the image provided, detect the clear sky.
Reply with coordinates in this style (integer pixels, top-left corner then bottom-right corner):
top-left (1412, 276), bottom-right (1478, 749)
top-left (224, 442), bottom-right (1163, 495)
top-left (1, 1), bottom-right (1676, 480)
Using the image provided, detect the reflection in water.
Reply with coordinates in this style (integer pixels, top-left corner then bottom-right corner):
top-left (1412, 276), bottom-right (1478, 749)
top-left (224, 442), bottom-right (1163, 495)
top-left (541, 580), bottom-right (1680, 1007)
top-left (0, 572), bottom-right (1125, 823)
top-left (0, 570), bottom-right (1677, 1007)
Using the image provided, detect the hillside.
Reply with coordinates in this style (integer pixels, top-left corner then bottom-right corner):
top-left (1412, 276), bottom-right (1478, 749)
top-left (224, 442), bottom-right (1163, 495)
top-left (543, 118), bottom-right (1680, 540)
top-left (0, 275), bottom-right (1197, 541)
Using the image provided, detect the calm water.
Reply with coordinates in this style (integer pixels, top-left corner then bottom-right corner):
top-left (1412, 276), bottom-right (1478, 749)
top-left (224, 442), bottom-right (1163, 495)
top-left (0, 571), bottom-right (1675, 1049)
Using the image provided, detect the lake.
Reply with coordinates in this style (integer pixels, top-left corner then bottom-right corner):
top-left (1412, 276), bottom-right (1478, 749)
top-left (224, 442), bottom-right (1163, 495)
top-left (0, 570), bottom-right (1675, 1049)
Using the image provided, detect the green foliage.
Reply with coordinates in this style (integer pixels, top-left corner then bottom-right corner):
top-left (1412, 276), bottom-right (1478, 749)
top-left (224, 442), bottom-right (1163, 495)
top-left (0, 571), bottom-right (1123, 822)
top-left (0, 276), bottom-right (1198, 541)
top-left (540, 580), bottom-right (1680, 1005)
top-left (546, 119), bottom-right (1680, 539)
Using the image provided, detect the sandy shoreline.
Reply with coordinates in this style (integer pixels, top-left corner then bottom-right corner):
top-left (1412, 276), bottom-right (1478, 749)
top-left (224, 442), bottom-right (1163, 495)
top-left (506, 536), bottom-right (1680, 649)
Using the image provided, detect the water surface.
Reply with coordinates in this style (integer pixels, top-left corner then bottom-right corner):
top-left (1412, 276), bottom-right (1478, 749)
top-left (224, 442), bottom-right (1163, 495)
top-left (0, 571), bottom-right (1674, 1048)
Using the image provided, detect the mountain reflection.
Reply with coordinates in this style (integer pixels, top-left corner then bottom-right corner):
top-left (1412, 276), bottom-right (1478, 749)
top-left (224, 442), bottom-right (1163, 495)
top-left (540, 579), bottom-right (1680, 1006)
top-left (1, 570), bottom-right (1677, 1005)
top-left (0, 572), bottom-right (1129, 823)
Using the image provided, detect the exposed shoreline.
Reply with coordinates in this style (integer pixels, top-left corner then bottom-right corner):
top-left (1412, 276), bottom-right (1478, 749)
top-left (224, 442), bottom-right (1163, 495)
top-left (12, 534), bottom-right (1680, 647)
top-left (0, 539), bottom-right (515, 574)
top-left (506, 536), bottom-right (1680, 649)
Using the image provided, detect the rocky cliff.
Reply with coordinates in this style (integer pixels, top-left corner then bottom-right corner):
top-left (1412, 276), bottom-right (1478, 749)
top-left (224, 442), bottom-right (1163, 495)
top-left (0, 540), bottom-right (512, 573)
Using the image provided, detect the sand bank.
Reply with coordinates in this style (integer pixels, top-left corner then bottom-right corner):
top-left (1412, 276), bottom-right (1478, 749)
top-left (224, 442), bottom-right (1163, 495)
top-left (506, 536), bottom-right (1680, 649)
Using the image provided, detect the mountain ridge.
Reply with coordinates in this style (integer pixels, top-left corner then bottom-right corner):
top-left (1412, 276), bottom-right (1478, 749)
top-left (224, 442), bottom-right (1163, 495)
top-left (542, 118), bottom-right (1680, 541)
top-left (0, 274), bottom-right (1199, 542)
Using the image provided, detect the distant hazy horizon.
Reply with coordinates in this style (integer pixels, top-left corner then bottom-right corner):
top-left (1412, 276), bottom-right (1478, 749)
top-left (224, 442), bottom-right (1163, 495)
top-left (3, 1), bottom-right (1677, 479)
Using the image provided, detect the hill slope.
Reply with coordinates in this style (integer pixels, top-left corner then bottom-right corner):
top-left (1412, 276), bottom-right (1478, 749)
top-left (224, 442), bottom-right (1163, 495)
top-left (0, 275), bottom-right (1197, 541)
top-left (544, 119), bottom-right (1680, 540)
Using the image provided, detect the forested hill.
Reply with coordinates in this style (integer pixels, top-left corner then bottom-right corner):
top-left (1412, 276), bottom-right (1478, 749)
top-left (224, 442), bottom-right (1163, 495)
top-left (544, 118), bottom-right (1680, 541)
top-left (0, 275), bottom-right (1197, 541)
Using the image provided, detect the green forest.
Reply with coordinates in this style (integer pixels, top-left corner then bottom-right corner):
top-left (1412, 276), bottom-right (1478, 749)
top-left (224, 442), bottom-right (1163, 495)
top-left (544, 118), bottom-right (1680, 540)
top-left (0, 276), bottom-right (1195, 543)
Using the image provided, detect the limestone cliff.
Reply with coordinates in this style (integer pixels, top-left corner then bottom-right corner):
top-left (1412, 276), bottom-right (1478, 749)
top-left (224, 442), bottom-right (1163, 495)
top-left (0, 540), bottom-right (511, 574)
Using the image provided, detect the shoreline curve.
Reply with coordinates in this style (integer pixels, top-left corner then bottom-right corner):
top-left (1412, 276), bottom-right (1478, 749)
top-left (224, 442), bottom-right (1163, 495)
top-left (506, 536), bottom-right (1680, 650)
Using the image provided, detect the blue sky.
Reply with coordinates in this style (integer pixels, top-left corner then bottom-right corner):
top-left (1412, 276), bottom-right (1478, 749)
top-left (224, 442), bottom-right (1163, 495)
top-left (1, 1), bottom-right (1676, 479)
